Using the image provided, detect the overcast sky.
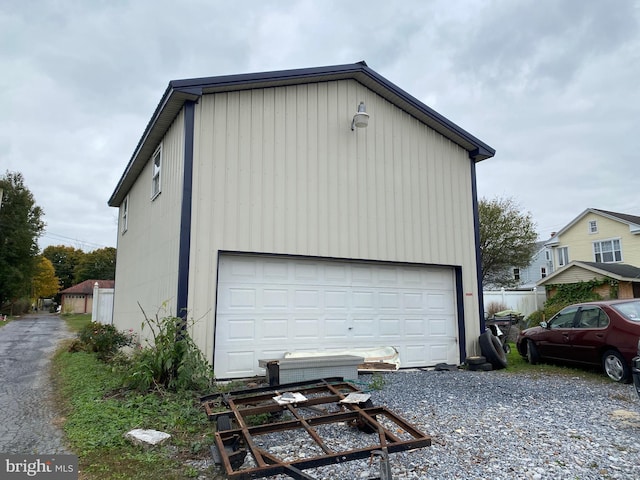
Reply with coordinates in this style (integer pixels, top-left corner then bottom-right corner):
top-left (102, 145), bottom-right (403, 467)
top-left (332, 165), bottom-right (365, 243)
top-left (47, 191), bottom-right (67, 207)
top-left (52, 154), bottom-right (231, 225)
top-left (2, 0), bottom-right (638, 252)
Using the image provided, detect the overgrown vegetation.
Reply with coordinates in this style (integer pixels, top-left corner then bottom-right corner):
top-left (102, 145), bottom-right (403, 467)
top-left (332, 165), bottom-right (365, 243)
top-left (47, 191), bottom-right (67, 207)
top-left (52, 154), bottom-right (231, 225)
top-left (125, 308), bottom-right (214, 393)
top-left (524, 279), bottom-right (617, 327)
top-left (53, 349), bottom-right (214, 479)
top-left (69, 321), bottom-right (136, 360)
top-left (485, 301), bottom-right (509, 318)
top-left (55, 313), bottom-right (220, 479)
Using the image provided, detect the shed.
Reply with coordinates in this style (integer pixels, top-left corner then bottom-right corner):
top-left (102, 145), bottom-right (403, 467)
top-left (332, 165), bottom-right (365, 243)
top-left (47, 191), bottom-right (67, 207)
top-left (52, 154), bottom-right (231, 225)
top-left (60, 279), bottom-right (115, 314)
top-left (108, 61), bottom-right (495, 378)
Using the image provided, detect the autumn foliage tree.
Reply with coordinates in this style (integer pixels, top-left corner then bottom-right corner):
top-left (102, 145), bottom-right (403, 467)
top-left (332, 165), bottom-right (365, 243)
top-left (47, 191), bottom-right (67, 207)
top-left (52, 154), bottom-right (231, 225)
top-left (32, 256), bottom-right (60, 300)
top-left (478, 197), bottom-right (538, 288)
top-left (73, 247), bottom-right (116, 284)
top-left (43, 245), bottom-right (84, 291)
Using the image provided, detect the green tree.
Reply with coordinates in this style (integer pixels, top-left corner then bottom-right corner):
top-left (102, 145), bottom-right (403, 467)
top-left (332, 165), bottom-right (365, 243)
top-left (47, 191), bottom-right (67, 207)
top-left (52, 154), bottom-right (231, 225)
top-left (32, 256), bottom-right (60, 300)
top-left (478, 196), bottom-right (538, 288)
top-left (74, 247), bottom-right (116, 283)
top-left (0, 171), bottom-right (45, 308)
top-left (43, 245), bottom-right (85, 290)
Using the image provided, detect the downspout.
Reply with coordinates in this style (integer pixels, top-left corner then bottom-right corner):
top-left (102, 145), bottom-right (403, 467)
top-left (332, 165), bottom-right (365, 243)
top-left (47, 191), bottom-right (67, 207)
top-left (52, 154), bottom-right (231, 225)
top-left (469, 150), bottom-right (486, 334)
top-left (176, 100), bottom-right (196, 320)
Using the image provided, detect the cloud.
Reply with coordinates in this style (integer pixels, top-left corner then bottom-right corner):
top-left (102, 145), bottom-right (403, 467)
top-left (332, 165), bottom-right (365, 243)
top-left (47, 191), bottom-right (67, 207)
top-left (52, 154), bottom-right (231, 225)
top-left (1, 0), bottom-right (638, 250)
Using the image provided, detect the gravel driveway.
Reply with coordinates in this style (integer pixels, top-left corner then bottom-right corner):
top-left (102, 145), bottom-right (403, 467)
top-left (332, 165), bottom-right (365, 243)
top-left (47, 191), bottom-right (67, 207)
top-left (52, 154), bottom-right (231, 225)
top-left (249, 369), bottom-right (640, 480)
top-left (0, 313), bottom-right (74, 454)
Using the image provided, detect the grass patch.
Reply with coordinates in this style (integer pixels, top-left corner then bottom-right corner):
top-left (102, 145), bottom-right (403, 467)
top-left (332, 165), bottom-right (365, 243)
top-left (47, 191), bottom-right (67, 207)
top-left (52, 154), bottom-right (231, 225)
top-left (51, 349), bottom-right (216, 479)
top-left (501, 342), bottom-right (607, 382)
top-left (62, 313), bottom-right (92, 333)
top-left (52, 315), bottom-right (221, 479)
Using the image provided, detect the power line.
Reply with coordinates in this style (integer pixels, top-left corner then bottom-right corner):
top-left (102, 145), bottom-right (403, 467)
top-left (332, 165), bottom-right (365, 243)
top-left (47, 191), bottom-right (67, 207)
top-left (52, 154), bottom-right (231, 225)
top-left (40, 231), bottom-right (112, 251)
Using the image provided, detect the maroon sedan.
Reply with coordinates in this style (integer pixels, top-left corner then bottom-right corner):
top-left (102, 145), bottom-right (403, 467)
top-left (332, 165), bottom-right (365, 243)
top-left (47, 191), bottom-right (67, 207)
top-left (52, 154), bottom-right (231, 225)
top-left (516, 299), bottom-right (640, 382)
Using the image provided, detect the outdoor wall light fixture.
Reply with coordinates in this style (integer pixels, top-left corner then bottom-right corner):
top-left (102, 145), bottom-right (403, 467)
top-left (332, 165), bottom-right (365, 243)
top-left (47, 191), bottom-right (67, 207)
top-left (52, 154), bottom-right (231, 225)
top-left (351, 101), bottom-right (369, 130)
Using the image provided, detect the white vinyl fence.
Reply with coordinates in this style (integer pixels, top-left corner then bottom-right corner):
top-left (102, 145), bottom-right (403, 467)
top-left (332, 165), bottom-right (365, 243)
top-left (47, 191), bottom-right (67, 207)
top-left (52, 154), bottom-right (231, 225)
top-left (91, 282), bottom-right (114, 324)
top-left (483, 287), bottom-right (546, 318)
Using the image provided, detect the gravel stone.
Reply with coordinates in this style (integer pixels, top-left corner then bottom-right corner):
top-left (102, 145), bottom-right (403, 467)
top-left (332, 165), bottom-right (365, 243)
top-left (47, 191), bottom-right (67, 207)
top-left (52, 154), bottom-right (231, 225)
top-left (223, 369), bottom-right (640, 480)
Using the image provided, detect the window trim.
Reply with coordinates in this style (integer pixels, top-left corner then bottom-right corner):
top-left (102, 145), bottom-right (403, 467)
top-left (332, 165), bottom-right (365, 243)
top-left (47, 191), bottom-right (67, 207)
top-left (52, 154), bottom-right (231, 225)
top-left (588, 220), bottom-right (598, 234)
top-left (121, 195), bottom-right (129, 234)
top-left (593, 237), bottom-right (622, 263)
top-left (540, 266), bottom-right (547, 278)
top-left (151, 144), bottom-right (162, 200)
top-left (557, 246), bottom-right (569, 267)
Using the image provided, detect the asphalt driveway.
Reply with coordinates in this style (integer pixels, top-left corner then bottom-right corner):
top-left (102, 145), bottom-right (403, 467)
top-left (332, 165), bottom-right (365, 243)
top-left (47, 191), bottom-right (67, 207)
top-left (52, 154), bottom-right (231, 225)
top-left (0, 313), bottom-right (74, 454)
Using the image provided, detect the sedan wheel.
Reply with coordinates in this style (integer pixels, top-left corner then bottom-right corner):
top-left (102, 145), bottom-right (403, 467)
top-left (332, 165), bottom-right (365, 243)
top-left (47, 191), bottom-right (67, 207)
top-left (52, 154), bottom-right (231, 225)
top-left (602, 350), bottom-right (629, 383)
top-left (526, 339), bottom-right (540, 365)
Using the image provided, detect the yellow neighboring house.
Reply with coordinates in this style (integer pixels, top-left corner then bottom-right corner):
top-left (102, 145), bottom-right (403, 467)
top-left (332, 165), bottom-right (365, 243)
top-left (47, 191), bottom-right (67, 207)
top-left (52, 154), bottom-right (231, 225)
top-left (538, 209), bottom-right (640, 299)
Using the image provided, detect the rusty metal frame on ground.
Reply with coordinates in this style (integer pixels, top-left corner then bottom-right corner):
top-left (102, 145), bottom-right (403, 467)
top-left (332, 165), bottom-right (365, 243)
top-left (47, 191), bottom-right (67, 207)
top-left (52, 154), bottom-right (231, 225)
top-left (201, 377), bottom-right (431, 480)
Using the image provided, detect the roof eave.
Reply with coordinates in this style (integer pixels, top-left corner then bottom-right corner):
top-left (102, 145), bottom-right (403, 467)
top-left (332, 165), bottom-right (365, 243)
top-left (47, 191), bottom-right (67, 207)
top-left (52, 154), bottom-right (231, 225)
top-left (109, 62), bottom-right (495, 207)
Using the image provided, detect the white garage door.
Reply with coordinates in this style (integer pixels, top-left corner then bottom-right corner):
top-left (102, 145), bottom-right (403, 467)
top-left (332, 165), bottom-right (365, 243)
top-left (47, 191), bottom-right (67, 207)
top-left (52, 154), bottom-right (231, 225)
top-left (214, 254), bottom-right (459, 378)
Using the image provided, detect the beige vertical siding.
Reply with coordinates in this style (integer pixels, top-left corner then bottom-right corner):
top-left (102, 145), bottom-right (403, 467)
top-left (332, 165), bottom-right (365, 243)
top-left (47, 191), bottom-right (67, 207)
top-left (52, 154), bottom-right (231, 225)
top-left (113, 111), bottom-right (185, 335)
top-left (188, 79), bottom-right (482, 361)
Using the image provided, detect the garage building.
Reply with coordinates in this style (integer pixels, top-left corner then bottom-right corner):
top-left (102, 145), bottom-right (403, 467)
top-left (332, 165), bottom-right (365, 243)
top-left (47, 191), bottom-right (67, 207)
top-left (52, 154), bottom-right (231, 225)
top-left (108, 61), bottom-right (495, 378)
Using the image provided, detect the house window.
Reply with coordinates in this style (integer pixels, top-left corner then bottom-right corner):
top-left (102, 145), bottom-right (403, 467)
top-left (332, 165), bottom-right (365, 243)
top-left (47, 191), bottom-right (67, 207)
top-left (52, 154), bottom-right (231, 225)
top-left (121, 195), bottom-right (129, 234)
top-left (151, 145), bottom-right (162, 199)
top-left (513, 268), bottom-right (520, 281)
top-left (540, 267), bottom-right (547, 278)
top-left (558, 247), bottom-right (569, 267)
top-left (593, 239), bottom-right (622, 263)
top-left (588, 220), bottom-right (598, 234)
top-left (545, 250), bottom-right (551, 261)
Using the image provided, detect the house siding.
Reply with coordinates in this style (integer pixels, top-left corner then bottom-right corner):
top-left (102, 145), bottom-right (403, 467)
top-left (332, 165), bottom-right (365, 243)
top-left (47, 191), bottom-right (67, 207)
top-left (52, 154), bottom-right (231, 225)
top-left (113, 110), bottom-right (186, 327)
top-left (553, 213), bottom-right (640, 266)
top-left (187, 79), bottom-right (481, 362)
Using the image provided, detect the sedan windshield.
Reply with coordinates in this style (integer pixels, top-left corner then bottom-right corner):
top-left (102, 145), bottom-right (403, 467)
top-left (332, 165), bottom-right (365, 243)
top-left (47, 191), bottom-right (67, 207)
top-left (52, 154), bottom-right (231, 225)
top-left (611, 300), bottom-right (640, 322)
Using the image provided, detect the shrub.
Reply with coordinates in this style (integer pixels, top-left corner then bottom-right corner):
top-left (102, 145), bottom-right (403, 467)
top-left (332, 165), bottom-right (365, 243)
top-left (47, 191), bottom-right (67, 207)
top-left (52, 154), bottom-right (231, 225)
top-left (126, 309), bottom-right (213, 393)
top-left (76, 321), bottom-right (136, 361)
top-left (486, 301), bottom-right (509, 318)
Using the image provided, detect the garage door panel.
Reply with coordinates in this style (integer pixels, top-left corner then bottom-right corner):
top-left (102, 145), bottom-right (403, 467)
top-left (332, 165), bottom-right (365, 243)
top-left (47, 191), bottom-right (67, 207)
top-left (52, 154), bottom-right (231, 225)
top-left (379, 318), bottom-right (401, 337)
top-left (263, 288), bottom-right (288, 308)
top-left (294, 318), bottom-right (321, 339)
top-left (215, 255), bottom-right (458, 378)
top-left (223, 319), bottom-right (255, 341)
top-left (262, 319), bottom-right (289, 340)
top-left (325, 318), bottom-right (349, 339)
top-left (353, 290), bottom-right (375, 310)
top-left (325, 290), bottom-right (348, 309)
top-left (379, 292), bottom-right (400, 310)
top-left (294, 289), bottom-right (320, 308)
top-left (405, 318), bottom-right (426, 336)
top-left (428, 318), bottom-right (450, 336)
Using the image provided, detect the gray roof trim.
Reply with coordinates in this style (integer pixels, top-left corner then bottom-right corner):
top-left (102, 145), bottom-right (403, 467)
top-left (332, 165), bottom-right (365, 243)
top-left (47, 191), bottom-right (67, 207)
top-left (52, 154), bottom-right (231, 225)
top-left (537, 260), bottom-right (640, 286)
top-left (109, 61), bottom-right (495, 206)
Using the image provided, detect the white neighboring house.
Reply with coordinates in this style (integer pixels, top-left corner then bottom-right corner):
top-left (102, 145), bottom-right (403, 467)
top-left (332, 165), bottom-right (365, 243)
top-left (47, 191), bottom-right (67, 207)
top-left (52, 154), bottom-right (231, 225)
top-left (108, 61), bottom-right (495, 378)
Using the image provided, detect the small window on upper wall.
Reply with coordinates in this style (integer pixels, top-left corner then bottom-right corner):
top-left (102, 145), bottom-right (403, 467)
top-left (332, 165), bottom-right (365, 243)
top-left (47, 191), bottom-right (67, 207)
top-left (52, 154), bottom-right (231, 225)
top-left (121, 195), bottom-right (129, 234)
top-left (513, 268), bottom-right (520, 281)
top-left (151, 145), bottom-right (162, 200)
top-left (558, 246), bottom-right (569, 267)
top-left (588, 220), bottom-right (598, 234)
top-left (540, 267), bottom-right (547, 278)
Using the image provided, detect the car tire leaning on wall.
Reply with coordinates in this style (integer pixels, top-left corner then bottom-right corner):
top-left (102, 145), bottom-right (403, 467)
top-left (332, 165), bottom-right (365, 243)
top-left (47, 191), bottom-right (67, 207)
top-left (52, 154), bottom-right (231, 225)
top-left (479, 330), bottom-right (507, 370)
